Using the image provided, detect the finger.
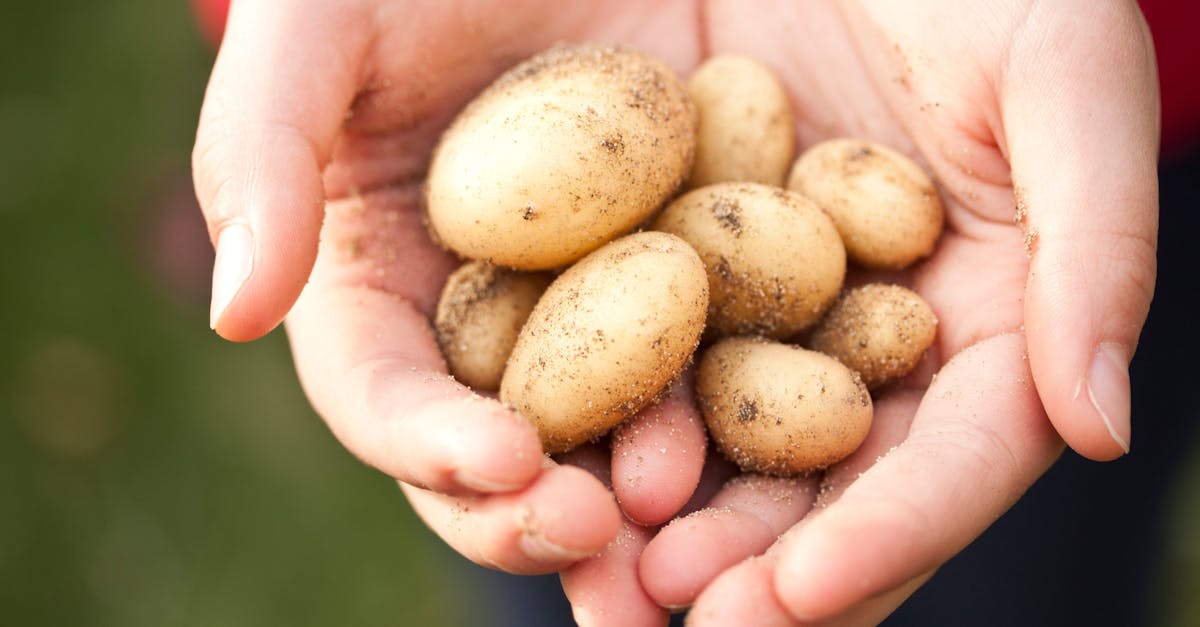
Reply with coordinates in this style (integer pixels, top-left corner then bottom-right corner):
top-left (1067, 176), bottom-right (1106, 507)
top-left (640, 474), bottom-right (817, 610)
top-left (192, 0), bottom-right (372, 340)
top-left (814, 389), bottom-right (923, 508)
top-left (555, 444), bottom-right (667, 626)
top-left (402, 462), bottom-right (622, 575)
top-left (1003, 2), bottom-right (1159, 460)
top-left (562, 522), bottom-right (668, 627)
top-left (689, 555), bottom-right (933, 627)
top-left (687, 557), bottom-right (795, 627)
top-left (771, 333), bottom-right (1063, 622)
top-left (611, 372), bottom-right (707, 525)
top-left (286, 280), bottom-right (544, 495)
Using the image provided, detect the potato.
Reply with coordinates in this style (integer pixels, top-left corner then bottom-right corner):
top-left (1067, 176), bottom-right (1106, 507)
top-left (434, 261), bottom-right (553, 391)
top-left (696, 337), bottom-right (872, 476)
top-left (687, 55), bottom-right (795, 188)
top-left (652, 182), bottom-right (845, 339)
top-left (787, 138), bottom-right (944, 269)
top-left (425, 43), bottom-right (697, 270)
top-left (501, 231), bottom-right (708, 454)
top-left (809, 283), bottom-right (937, 390)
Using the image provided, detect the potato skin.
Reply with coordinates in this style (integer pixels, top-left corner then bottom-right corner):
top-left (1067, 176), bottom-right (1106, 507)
top-left (425, 43), bottom-right (697, 270)
top-left (434, 262), bottom-right (553, 391)
top-left (696, 337), bottom-right (872, 476)
top-left (788, 138), bottom-right (944, 269)
top-left (809, 283), bottom-right (937, 390)
top-left (652, 182), bottom-right (845, 339)
top-left (500, 232), bottom-right (709, 454)
top-left (687, 55), bottom-right (795, 188)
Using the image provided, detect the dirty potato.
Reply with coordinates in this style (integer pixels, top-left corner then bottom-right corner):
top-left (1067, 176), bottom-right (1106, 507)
top-left (788, 138), bottom-right (944, 269)
top-left (809, 283), bottom-right (937, 390)
top-left (500, 232), bottom-right (709, 454)
top-left (434, 261), bottom-right (553, 391)
top-left (696, 336), bottom-right (872, 476)
top-left (687, 54), bottom-right (794, 188)
top-left (426, 44), bottom-right (696, 270)
top-left (652, 182), bottom-right (845, 339)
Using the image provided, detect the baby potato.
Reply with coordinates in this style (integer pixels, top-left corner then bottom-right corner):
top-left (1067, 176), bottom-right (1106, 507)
top-left (687, 54), bottom-right (795, 188)
top-left (696, 337), bottom-right (872, 476)
top-left (500, 231), bottom-right (708, 454)
top-left (425, 43), bottom-right (697, 270)
top-left (652, 182), bottom-right (845, 339)
top-left (434, 261), bottom-right (553, 391)
top-left (787, 138), bottom-right (944, 269)
top-left (809, 283), bottom-right (937, 390)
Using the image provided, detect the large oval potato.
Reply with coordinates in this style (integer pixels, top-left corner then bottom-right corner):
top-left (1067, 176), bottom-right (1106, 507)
top-left (426, 44), bottom-right (697, 270)
top-left (434, 261), bottom-right (553, 391)
top-left (809, 283), bottom-right (937, 390)
top-left (788, 138), bottom-right (944, 269)
top-left (687, 55), bottom-right (795, 188)
top-left (652, 182), bottom-right (845, 339)
top-left (696, 337), bottom-right (872, 476)
top-left (501, 232), bottom-right (709, 454)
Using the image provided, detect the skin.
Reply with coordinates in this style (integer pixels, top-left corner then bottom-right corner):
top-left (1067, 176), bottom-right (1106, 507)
top-left (192, 1), bottom-right (1158, 624)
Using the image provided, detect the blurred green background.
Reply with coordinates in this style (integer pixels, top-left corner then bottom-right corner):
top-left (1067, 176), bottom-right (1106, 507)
top-left (2, 1), bottom-right (1199, 626)
top-left (0, 1), bottom-right (469, 625)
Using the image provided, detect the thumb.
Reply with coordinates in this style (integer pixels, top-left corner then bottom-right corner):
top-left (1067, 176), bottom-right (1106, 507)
top-left (192, 0), bottom-right (370, 340)
top-left (1004, 2), bottom-right (1159, 460)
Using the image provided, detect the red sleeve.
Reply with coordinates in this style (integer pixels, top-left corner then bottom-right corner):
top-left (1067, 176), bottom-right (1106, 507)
top-left (1140, 0), bottom-right (1200, 158)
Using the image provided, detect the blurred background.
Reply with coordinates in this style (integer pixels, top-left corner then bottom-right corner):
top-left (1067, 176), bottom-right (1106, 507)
top-left (1, 1), bottom-right (1197, 625)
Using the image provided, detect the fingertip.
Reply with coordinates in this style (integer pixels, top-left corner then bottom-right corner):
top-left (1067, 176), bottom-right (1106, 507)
top-left (521, 465), bottom-right (623, 560)
top-left (688, 556), bottom-right (795, 627)
top-left (772, 532), bottom-right (843, 622)
top-left (639, 508), bottom-right (773, 608)
top-left (1038, 341), bottom-right (1132, 462)
top-left (611, 383), bottom-right (707, 526)
top-left (562, 523), bottom-right (668, 627)
top-left (203, 131), bottom-right (326, 341)
top-left (405, 397), bottom-right (543, 495)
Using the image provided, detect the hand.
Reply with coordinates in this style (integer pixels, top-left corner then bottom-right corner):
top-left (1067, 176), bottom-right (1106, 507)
top-left (632, 1), bottom-right (1158, 624)
top-left (191, 0), bottom-right (1158, 623)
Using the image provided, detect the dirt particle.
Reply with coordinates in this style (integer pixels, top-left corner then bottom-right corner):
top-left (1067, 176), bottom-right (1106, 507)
top-left (737, 399), bottom-right (758, 422)
top-left (601, 134), bottom-right (625, 155)
top-left (711, 198), bottom-right (743, 235)
top-left (848, 145), bottom-right (873, 161)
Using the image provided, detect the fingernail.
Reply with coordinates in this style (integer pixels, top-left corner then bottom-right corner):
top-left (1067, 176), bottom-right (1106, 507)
top-left (210, 223), bottom-right (254, 329)
top-left (517, 506), bottom-right (593, 562)
top-left (454, 468), bottom-right (525, 493)
top-left (1086, 343), bottom-right (1132, 454)
top-left (519, 531), bottom-right (593, 562)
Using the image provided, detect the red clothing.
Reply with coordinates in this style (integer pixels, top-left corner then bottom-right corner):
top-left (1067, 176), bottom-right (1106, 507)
top-left (1139, 0), bottom-right (1200, 156)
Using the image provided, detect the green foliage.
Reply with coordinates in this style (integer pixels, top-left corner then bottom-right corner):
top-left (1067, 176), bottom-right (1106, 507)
top-left (0, 1), bottom-right (465, 625)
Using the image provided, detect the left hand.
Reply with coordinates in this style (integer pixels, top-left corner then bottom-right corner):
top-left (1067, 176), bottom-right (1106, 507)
top-left (558, 1), bottom-right (1159, 624)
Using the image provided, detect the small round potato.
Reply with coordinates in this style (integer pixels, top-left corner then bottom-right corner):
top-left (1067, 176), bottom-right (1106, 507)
top-left (434, 261), bottom-right (553, 391)
top-left (500, 231), bottom-right (709, 454)
top-left (809, 283), bottom-right (938, 390)
top-left (696, 337), bottom-right (872, 476)
top-left (787, 138), bottom-right (944, 269)
top-left (652, 182), bottom-right (845, 339)
top-left (425, 43), bottom-right (697, 270)
top-left (687, 55), bottom-right (795, 188)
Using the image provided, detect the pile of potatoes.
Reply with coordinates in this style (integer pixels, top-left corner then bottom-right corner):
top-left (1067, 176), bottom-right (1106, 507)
top-left (427, 44), bottom-right (941, 477)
